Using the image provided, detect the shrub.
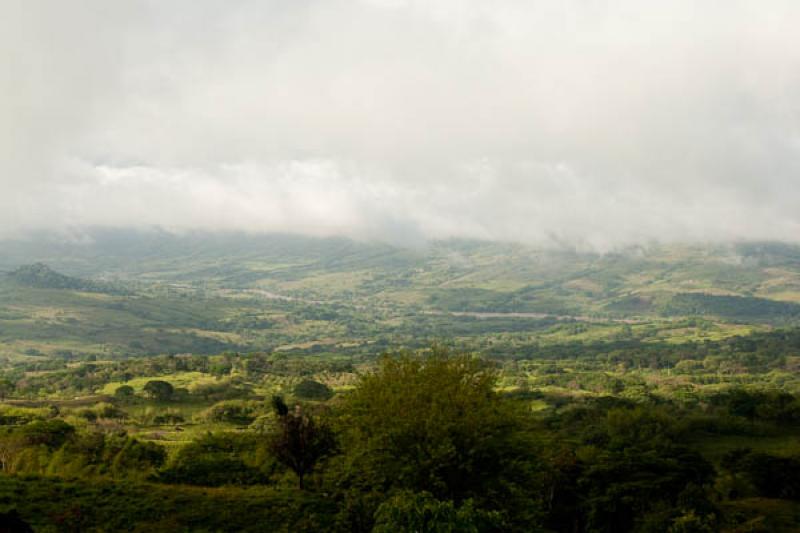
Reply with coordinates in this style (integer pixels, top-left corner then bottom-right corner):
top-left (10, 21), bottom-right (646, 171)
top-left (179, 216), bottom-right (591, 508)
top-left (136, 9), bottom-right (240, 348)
top-left (142, 381), bottom-right (174, 401)
top-left (158, 433), bottom-right (271, 487)
top-left (114, 385), bottom-right (135, 400)
top-left (373, 491), bottom-right (493, 533)
top-left (201, 401), bottom-right (260, 425)
top-left (293, 380), bottom-right (334, 401)
top-left (19, 420), bottom-right (75, 450)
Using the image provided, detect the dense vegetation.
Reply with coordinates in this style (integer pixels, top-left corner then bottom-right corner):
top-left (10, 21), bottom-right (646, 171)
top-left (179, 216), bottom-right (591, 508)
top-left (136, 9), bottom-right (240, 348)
top-left (0, 344), bottom-right (799, 531)
top-left (6, 263), bottom-right (123, 295)
top-left (2, 232), bottom-right (800, 530)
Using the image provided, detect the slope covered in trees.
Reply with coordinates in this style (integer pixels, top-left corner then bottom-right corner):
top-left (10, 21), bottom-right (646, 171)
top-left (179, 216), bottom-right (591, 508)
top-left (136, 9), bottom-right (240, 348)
top-left (1, 233), bottom-right (800, 530)
top-left (7, 263), bottom-right (100, 292)
top-left (0, 347), bottom-right (799, 531)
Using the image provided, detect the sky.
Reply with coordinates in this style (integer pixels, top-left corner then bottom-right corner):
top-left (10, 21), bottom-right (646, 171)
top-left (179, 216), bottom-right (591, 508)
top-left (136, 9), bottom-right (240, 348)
top-left (3, 0), bottom-right (800, 250)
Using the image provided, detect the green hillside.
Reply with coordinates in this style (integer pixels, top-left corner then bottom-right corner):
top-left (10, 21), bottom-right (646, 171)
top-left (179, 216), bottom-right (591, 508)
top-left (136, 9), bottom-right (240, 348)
top-left (7, 263), bottom-right (101, 292)
top-left (1, 232), bottom-right (799, 361)
top-left (3, 233), bottom-right (800, 530)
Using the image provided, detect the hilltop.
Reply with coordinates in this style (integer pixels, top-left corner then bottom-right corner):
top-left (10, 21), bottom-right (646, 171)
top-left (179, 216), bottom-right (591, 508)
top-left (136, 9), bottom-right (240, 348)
top-left (7, 263), bottom-right (99, 291)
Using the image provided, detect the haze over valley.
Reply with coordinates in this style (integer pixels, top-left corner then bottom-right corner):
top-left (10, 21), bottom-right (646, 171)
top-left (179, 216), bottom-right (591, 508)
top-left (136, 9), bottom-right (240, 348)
top-left (4, 2), bottom-right (800, 532)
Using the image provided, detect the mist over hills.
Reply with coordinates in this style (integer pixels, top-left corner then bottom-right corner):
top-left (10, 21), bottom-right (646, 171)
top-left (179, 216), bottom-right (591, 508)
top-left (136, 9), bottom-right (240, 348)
top-left (3, 229), bottom-right (800, 323)
top-left (7, 2), bottom-right (800, 530)
top-left (4, 228), bottom-right (800, 363)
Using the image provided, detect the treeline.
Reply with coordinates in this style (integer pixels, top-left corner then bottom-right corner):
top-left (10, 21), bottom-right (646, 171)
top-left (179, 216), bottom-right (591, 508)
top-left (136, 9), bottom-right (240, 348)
top-left (7, 352), bottom-right (356, 398)
top-left (663, 293), bottom-right (800, 322)
top-left (8, 327), bottom-right (800, 400)
top-left (486, 327), bottom-right (800, 370)
top-left (539, 395), bottom-right (800, 532)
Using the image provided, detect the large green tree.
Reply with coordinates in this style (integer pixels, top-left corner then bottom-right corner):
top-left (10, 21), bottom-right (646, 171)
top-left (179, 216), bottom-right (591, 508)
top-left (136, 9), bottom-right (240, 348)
top-left (334, 348), bottom-right (541, 531)
top-left (143, 380), bottom-right (174, 402)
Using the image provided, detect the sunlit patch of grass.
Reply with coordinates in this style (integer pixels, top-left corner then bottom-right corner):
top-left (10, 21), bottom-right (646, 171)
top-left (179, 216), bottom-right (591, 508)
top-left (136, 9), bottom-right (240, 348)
top-left (99, 372), bottom-right (220, 395)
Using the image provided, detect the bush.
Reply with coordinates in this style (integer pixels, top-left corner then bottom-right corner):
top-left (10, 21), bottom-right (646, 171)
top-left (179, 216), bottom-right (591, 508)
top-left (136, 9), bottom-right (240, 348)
top-left (269, 397), bottom-right (336, 489)
top-left (293, 380), bottom-right (334, 401)
top-left (76, 403), bottom-right (127, 423)
top-left (201, 400), bottom-right (260, 425)
top-left (158, 432), bottom-right (272, 487)
top-left (142, 380), bottom-right (174, 401)
top-left (373, 491), bottom-right (495, 533)
top-left (19, 420), bottom-right (75, 450)
top-left (189, 380), bottom-right (252, 401)
top-left (114, 385), bottom-right (135, 400)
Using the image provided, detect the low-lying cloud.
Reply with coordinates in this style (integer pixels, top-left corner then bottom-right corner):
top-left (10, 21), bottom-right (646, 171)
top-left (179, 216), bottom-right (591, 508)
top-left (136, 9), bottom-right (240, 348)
top-left (3, 0), bottom-right (800, 250)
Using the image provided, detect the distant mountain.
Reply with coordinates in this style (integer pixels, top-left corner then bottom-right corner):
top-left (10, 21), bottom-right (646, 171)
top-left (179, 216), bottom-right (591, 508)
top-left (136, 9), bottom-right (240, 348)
top-left (7, 263), bottom-right (112, 293)
top-left (3, 230), bottom-right (800, 323)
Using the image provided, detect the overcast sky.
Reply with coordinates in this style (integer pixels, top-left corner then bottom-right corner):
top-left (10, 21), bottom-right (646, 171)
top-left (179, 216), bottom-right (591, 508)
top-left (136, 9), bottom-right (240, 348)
top-left (3, 1), bottom-right (800, 249)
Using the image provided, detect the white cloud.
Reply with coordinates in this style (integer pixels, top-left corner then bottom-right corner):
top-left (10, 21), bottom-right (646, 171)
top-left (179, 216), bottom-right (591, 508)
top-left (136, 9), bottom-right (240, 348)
top-left (2, 0), bottom-right (800, 249)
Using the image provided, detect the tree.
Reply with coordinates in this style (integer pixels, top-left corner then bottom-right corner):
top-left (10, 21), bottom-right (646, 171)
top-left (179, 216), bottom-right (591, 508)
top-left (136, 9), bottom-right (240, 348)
top-left (114, 385), bottom-right (135, 400)
top-left (293, 380), bottom-right (334, 401)
top-left (269, 396), bottom-right (335, 489)
top-left (143, 380), bottom-right (174, 402)
top-left (579, 448), bottom-right (715, 532)
top-left (19, 419), bottom-right (75, 449)
top-left (727, 389), bottom-right (760, 422)
top-left (0, 435), bottom-right (24, 473)
top-left (723, 449), bottom-right (800, 500)
top-left (202, 400), bottom-right (257, 424)
top-left (271, 395), bottom-right (289, 417)
top-left (0, 378), bottom-right (14, 401)
top-left (335, 347), bottom-right (541, 531)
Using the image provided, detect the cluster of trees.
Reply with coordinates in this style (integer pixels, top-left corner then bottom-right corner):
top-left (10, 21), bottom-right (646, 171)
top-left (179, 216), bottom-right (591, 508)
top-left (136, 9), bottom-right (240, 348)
top-left (487, 328), bottom-right (800, 379)
top-left (663, 293), bottom-right (800, 321)
top-left (0, 420), bottom-right (164, 480)
top-left (6, 263), bottom-right (107, 292)
top-left (3, 347), bottom-right (800, 530)
top-left (541, 401), bottom-right (719, 531)
top-left (0, 350), bottom-right (540, 530)
top-left (9, 327), bottom-right (800, 404)
top-left (721, 448), bottom-right (800, 501)
top-left (158, 432), bottom-right (271, 486)
top-left (8, 352), bottom-right (356, 398)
